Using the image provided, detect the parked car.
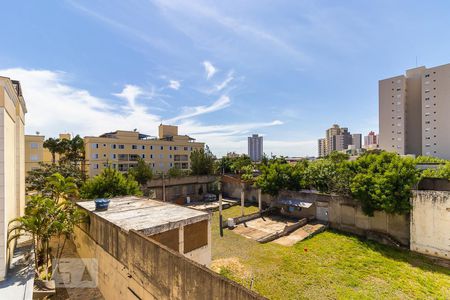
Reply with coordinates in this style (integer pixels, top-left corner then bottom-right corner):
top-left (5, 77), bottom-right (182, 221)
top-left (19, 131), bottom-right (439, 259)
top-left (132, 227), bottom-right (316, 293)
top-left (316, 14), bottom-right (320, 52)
top-left (203, 193), bottom-right (217, 202)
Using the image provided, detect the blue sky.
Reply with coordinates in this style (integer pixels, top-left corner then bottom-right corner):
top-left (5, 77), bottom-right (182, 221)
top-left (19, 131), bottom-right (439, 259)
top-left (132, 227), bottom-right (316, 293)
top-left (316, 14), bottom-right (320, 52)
top-left (2, 1), bottom-right (450, 156)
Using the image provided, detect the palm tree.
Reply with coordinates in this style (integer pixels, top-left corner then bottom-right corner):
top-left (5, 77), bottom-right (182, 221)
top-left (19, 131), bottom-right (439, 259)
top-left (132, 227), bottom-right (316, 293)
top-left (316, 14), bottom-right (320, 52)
top-left (43, 138), bottom-right (61, 164)
top-left (45, 173), bottom-right (78, 202)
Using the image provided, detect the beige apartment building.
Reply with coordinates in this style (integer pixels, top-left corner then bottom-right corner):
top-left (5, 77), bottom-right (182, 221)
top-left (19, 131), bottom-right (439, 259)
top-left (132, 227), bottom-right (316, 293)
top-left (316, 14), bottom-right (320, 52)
top-left (379, 63), bottom-right (450, 159)
top-left (0, 77), bottom-right (26, 280)
top-left (24, 133), bottom-right (71, 174)
top-left (84, 124), bottom-right (204, 178)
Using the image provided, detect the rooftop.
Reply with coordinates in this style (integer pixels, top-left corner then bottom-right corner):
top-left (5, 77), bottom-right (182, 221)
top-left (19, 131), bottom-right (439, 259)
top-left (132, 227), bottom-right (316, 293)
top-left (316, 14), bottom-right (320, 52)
top-left (77, 196), bottom-right (210, 235)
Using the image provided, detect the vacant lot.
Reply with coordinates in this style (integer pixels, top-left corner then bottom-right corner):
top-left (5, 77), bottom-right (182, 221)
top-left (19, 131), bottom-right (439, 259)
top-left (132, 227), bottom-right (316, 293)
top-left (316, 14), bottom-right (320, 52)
top-left (211, 205), bottom-right (450, 299)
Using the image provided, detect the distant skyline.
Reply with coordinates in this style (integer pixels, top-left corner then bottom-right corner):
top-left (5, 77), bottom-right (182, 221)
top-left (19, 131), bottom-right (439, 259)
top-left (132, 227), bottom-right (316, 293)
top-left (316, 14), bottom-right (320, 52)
top-left (2, 1), bottom-right (450, 156)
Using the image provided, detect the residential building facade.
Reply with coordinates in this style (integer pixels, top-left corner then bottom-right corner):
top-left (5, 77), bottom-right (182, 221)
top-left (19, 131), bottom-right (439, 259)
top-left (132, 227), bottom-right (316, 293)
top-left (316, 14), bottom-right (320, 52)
top-left (84, 124), bottom-right (204, 178)
top-left (0, 77), bottom-right (26, 279)
top-left (379, 63), bottom-right (450, 159)
top-left (24, 133), bottom-right (71, 174)
top-left (364, 131), bottom-right (379, 149)
top-left (248, 134), bottom-right (263, 162)
top-left (317, 124), bottom-right (362, 157)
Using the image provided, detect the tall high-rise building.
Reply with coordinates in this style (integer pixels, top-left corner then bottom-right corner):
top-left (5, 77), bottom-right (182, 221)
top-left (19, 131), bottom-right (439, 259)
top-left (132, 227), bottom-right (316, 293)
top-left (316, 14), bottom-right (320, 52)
top-left (364, 131), bottom-right (379, 149)
top-left (379, 63), bottom-right (450, 158)
top-left (317, 124), bottom-right (361, 157)
top-left (0, 77), bottom-right (27, 279)
top-left (351, 134), bottom-right (362, 150)
top-left (248, 134), bottom-right (263, 162)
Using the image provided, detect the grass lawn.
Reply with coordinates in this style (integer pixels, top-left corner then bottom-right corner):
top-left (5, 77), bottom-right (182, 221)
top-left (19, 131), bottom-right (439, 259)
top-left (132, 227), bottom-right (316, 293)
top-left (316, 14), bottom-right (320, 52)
top-left (211, 205), bottom-right (450, 300)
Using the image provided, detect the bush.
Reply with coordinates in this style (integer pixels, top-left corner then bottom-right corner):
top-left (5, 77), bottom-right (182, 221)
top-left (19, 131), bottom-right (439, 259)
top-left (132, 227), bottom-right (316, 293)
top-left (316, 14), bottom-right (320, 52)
top-left (80, 167), bottom-right (142, 199)
top-left (350, 152), bottom-right (419, 216)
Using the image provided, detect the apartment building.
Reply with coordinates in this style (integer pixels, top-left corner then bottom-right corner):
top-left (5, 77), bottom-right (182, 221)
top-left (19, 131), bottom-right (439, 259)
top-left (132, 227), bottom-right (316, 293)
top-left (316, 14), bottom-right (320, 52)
top-left (248, 134), bottom-right (263, 162)
top-left (379, 63), bottom-right (450, 159)
top-left (0, 77), bottom-right (27, 279)
top-left (84, 124), bottom-right (204, 178)
top-left (24, 133), bottom-right (71, 173)
top-left (317, 124), bottom-right (361, 157)
top-left (364, 131), bottom-right (379, 149)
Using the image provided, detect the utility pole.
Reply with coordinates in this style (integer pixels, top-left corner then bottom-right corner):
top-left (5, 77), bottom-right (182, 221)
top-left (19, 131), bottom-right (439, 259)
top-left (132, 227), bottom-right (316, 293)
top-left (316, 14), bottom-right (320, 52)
top-left (219, 181), bottom-right (223, 237)
top-left (162, 172), bottom-right (166, 202)
top-left (241, 183), bottom-right (245, 216)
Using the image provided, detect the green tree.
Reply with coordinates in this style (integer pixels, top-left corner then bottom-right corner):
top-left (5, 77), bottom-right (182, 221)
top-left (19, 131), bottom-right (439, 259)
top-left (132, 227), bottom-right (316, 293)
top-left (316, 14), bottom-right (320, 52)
top-left (167, 166), bottom-right (184, 178)
top-left (230, 155), bottom-right (252, 174)
top-left (190, 146), bottom-right (215, 175)
top-left (128, 158), bottom-right (153, 185)
top-left (350, 152), bottom-right (419, 216)
top-left (240, 165), bottom-right (255, 182)
top-left (256, 160), bottom-right (292, 196)
top-left (43, 138), bottom-right (62, 164)
top-left (26, 162), bottom-right (84, 193)
top-left (45, 172), bottom-right (79, 201)
top-left (60, 135), bottom-right (85, 167)
top-left (420, 162), bottom-right (450, 179)
top-left (80, 167), bottom-right (142, 199)
top-left (9, 173), bottom-right (84, 279)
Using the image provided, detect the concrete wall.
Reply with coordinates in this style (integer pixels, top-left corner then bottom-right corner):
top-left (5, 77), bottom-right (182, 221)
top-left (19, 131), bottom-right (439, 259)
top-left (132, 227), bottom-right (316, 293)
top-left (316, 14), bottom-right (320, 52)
top-left (326, 195), bottom-right (410, 246)
top-left (410, 190), bottom-right (450, 259)
top-left (146, 175), bottom-right (218, 203)
top-left (225, 183), bottom-right (410, 246)
top-left (0, 79), bottom-right (26, 280)
top-left (221, 178), bottom-right (275, 205)
top-left (74, 224), bottom-right (265, 300)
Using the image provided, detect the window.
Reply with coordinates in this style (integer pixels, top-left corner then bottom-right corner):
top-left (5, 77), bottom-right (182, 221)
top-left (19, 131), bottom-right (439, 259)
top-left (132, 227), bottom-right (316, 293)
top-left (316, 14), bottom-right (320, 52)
top-left (30, 143), bottom-right (38, 149)
top-left (93, 164), bottom-right (99, 169)
top-left (184, 146), bottom-right (188, 151)
top-left (111, 154), bottom-right (117, 159)
top-left (118, 144), bottom-right (125, 149)
top-left (103, 144), bottom-right (106, 147)
top-left (425, 89), bottom-right (430, 93)
top-left (425, 74), bottom-right (430, 78)
top-left (150, 154), bottom-right (153, 159)
top-left (160, 146), bottom-right (164, 150)
top-left (141, 154), bottom-right (146, 159)
top-left (150, 145), bottom-right (153, 150)
top-left (30, 154), bottom-right (38, 161)
top-left (92, 153), bottom-right (99, 159)
top-left (112, 144), bottom-right (117, 149)
top-left (170, 163), bottom-right (173, 167)
top-left (92, 143), bottom-right (99, 149)
top-left (159, 162), bottom-right (164, 168)
top-left (174, 146), bottom-right (178, 150)
top-left (141, 145), bottom-right (145, 150)
top-left (169, 146), bottom-right (172, 150)
top-left (159, 154), bottom-right (163, 159)
top-left (132, 145), bottom-right (138, 150)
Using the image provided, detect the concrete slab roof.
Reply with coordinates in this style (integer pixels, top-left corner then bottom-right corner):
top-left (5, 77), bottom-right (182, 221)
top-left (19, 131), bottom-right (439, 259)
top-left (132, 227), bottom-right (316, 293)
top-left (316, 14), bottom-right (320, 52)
top-left (77, 196), bottom-right (209, 234)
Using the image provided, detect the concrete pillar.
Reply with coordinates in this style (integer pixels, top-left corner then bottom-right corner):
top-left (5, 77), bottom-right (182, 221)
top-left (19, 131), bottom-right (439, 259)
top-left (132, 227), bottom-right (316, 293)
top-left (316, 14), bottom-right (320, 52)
top-left (241, 186), bottom-right (245, 216)
top-left (258, 189), bottom-right (262, 212)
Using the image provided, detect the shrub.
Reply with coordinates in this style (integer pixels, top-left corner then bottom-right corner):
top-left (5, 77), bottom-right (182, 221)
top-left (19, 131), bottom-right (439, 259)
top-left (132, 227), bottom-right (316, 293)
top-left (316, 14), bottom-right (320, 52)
top-left (80, 167), bottom-right (142, 199)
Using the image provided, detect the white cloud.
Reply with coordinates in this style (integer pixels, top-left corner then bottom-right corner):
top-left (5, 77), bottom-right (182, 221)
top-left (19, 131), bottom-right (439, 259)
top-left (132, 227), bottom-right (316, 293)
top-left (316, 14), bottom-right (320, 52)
top-left (215, 71), bottom-right (234, 91)
top-left (203, 61), bottom-right (217, 79)
top-left (0, 68), bottom-right (161, 137)
top-left (166, 95), bottom-right (230, 123)
top-left (0, 68), bottom-right (313, 157)
top-left (168, 80), bottom-right (181, 90)
top-left (112, 84), bottom-right (143, 110)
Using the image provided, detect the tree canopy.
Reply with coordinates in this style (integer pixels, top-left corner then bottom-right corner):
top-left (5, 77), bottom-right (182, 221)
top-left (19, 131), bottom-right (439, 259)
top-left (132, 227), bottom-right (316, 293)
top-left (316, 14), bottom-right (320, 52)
top-left (190, 146), bottom-right (215, 176)
top-left (80, 167), bottom-right (142, 199)
top-left (128, 158), bottom-right (153, 185)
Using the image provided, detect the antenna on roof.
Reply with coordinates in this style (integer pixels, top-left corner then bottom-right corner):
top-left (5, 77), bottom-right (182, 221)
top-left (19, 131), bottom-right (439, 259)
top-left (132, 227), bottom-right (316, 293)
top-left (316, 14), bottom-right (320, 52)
top-left (133, 128), bottom-right (137, 132)
top-left (36, 131), bottom-right (40, 135)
